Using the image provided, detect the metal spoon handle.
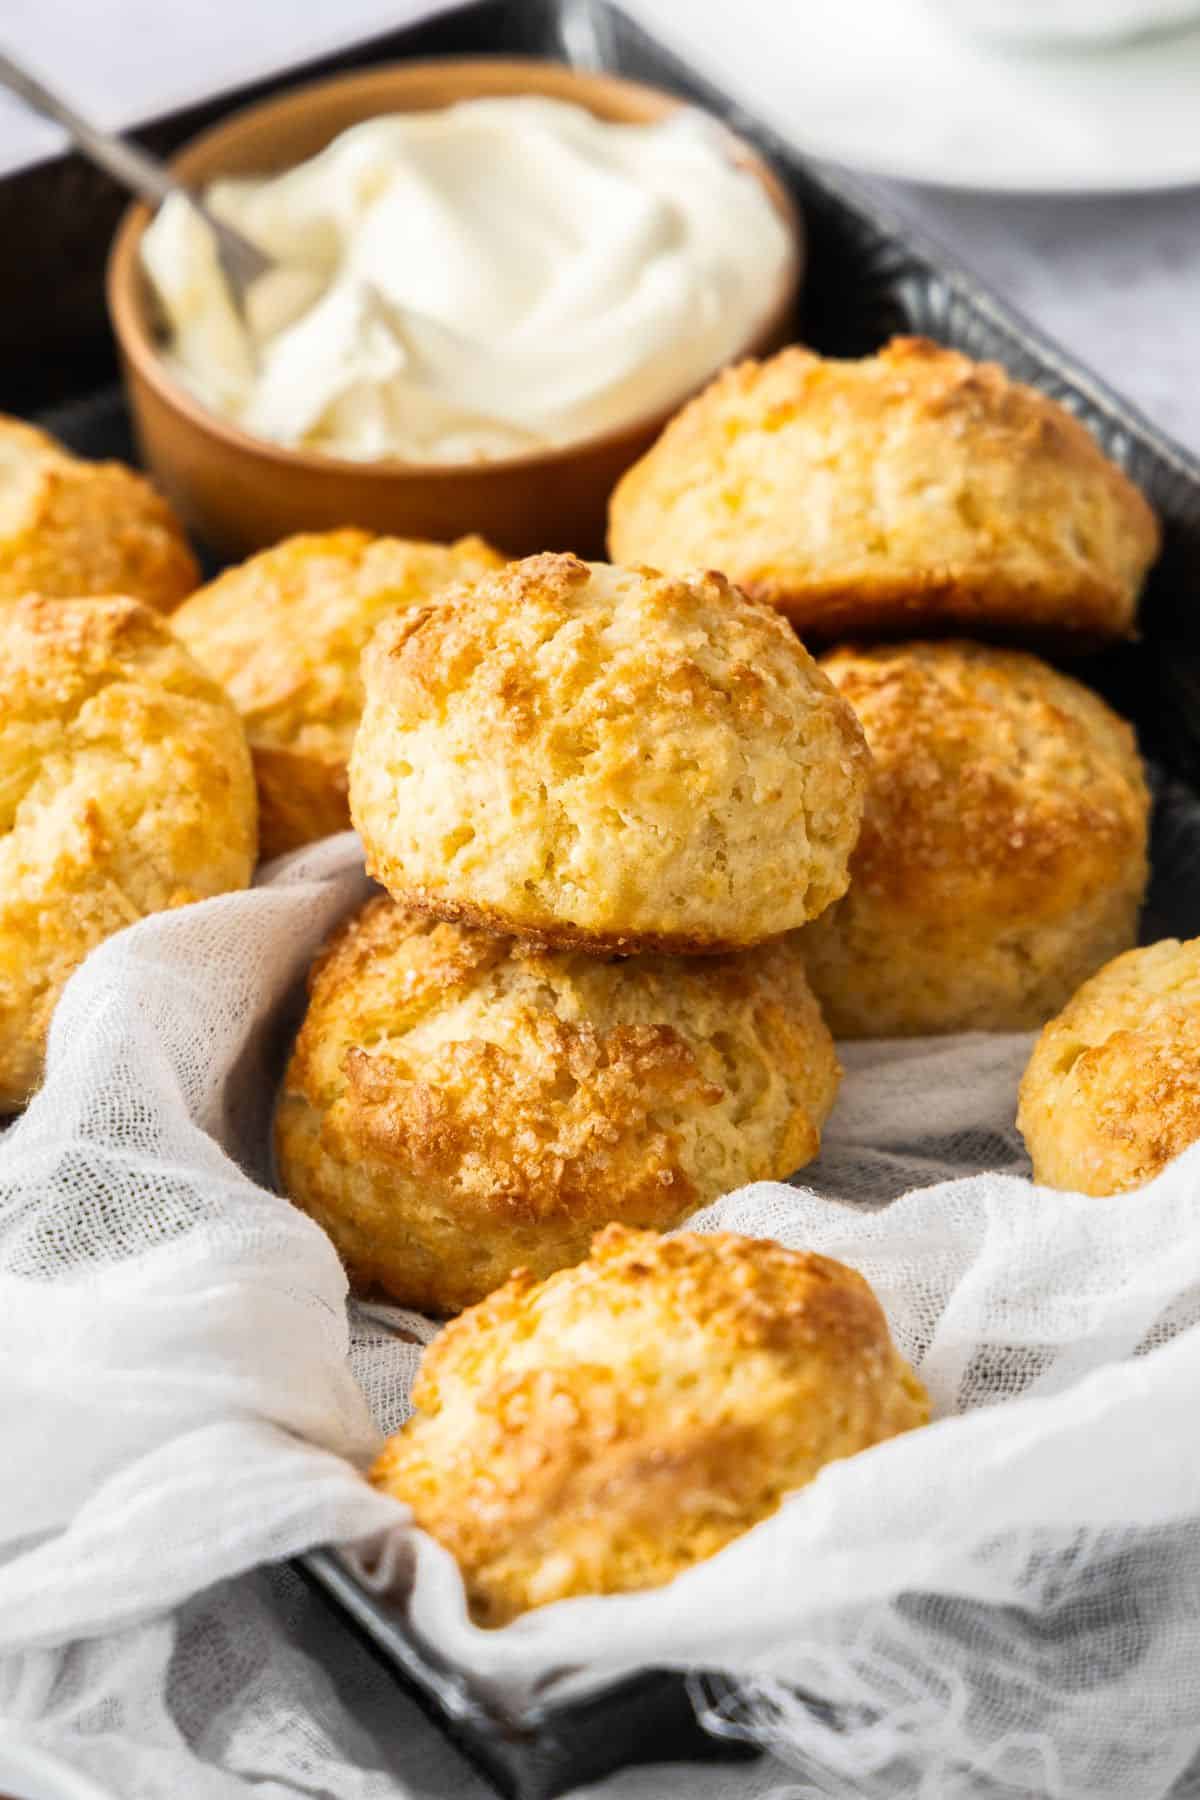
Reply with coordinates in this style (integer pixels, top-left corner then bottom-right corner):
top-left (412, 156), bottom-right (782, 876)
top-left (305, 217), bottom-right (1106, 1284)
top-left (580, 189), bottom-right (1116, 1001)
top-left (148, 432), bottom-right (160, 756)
top-left (0, 48), bottom-right (175, 208)
top-left (0, 46), bottom-right (275, 309)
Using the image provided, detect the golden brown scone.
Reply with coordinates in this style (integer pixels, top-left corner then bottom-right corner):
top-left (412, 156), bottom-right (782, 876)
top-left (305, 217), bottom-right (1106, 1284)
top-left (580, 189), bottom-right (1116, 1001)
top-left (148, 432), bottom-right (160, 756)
top-left (370, 1224), bottom-right (929, 1624)
top-left (172, 529), bottom-right (505, 858)
top-left (0, 416), bottom-right (198, 612)
top-left (1018, 938), bottom-right (1200, 1195)
top-left (348, 552), bottom-right (870, 954)
top-left (275, 895), bottom-right (840, 1314)
top-left (608, 337), bottom-right (1159, 644)
top-left (0, 594), bottom-right (257, 1109)
top-left (800, 641), bottom-right (1149, 1037)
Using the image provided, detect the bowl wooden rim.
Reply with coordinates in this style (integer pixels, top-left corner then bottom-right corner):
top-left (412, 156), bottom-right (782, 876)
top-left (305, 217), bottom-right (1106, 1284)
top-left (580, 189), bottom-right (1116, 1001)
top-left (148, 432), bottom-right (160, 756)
top-left (106, 56), bottom-right (804, 482)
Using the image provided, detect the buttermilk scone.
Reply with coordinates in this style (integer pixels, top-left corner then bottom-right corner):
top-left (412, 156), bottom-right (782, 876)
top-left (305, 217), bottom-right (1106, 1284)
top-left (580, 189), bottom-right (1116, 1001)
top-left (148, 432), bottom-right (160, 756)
top-left (608, 338), bottom-right (1159, 643)
top-left (0, 595), bottom-right (257, 1109)
top-left (348, 552), bottom-right (870, 953)
top-left (275, 897), bottom-right (840, 1313)
top-left (370, 1224), bottom-right (929, 1624)
top-left (172, 529), bottom-right (504, 857)
top-left (801, 641), bottom-right (1149, 1036)
top-left (0, 415), bottom-right (198, 611)
top-left (1019, 938), bottom-right (1200, 1195)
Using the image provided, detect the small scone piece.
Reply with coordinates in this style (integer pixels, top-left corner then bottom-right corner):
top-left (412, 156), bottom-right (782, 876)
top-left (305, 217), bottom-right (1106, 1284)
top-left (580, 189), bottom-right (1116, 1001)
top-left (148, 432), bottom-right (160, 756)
top-left (275, 896), bottom-right (840, 1313)
top-left (1018, 938), bottom-right (1200, 1195)
top-left (0, 594), bottom-right (257, 1110)
top-left (371, 1224), bottom-right (929, 1624)
top-left (0, 416), bottom-right (198, 612)
top-left (608, 338), bottom-right (1159, 643)
top-left (172, 529), bottom-right (504, 857)
top-left (801, 641), bottom-right (1150, 1037)
top-left (349, 552), bottom-right (870, 953)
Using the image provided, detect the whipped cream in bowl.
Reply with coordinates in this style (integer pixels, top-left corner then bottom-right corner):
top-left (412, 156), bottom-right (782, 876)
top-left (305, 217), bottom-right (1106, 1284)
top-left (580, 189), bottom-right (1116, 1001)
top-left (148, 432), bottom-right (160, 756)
top-left (139, 94), bottom-right (796, 467)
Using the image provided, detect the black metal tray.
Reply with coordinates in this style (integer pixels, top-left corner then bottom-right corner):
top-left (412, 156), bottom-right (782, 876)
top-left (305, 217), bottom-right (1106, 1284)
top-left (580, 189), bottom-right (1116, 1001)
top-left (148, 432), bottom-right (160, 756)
top-left (9, 2), bottom-right (1200, 1795)
top-left (296, 1546), bottom-right (755, 1798)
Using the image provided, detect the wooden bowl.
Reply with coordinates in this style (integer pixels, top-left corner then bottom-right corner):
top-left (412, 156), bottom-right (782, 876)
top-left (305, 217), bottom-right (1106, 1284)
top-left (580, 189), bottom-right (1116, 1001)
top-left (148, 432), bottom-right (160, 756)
top-left (106, 59), bottom-right (803, 562)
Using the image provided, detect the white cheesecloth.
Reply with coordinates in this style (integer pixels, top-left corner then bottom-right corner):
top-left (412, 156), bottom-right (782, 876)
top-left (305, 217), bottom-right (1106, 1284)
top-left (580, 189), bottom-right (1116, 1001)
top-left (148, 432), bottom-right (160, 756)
top-left (2, 802), bottom-right (1200, 1800)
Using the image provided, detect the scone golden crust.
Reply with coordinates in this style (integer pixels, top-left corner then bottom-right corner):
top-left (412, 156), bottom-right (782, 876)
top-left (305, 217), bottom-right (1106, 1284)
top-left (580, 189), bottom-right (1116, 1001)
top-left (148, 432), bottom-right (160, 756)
top-left (608, 337), bottom-right (1159, 643)
top-left (800, 641), bottom-right (1150, 1037)
top-left (0, 594), bottom-right (257, 1110)
top-left (275, 896), bottom-right (840, 1314)
top-left (0, 416), bottom-right (198, 612)
top-left (172, 529), bottom-right (504, 858)
top-left (1018, 938), bottom-right (1200, 1195)
top-left (348, 552), bottom-right (870, 953)
top-left (370, 1224), bottom-right (929, 1624)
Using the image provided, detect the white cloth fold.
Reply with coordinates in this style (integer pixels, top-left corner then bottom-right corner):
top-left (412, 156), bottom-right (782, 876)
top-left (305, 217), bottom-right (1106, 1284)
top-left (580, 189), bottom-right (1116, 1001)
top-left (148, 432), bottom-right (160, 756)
top-left (3, 828), bottom-right (1200, 1798)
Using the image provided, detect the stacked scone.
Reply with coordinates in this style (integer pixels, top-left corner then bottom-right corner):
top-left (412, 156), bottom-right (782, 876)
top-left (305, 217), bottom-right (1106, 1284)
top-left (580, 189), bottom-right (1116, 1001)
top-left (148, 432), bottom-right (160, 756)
top-left (611, 337), bottom-right (1159, 1038)
top-left (274, 551), bottom-right (872, 1311)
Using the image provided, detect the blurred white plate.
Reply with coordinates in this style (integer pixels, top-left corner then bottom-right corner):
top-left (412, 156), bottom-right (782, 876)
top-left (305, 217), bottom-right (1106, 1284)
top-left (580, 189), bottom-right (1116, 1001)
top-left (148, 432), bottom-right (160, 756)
top-left (625, 0), bottom-right (1200, 192)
